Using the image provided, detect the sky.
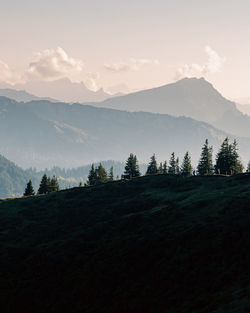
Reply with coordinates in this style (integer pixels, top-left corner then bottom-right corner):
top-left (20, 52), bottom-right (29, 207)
top-left (0, 0), bottom-right (250, 99)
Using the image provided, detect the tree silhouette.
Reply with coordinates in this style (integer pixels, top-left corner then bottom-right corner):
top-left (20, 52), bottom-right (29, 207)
top-left (24, 180), bottom-right (35, 196)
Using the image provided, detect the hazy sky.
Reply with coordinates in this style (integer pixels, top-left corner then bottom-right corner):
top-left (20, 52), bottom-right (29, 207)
top-left (1, 0), bottom-right (250, 98)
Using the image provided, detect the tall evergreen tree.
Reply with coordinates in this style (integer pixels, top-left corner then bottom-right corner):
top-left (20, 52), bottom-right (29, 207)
top-left (231, 139), bottom-right (244, 174)
top-left (158, 162), bottom-right (163, 174)
top-left (24, 180), bottom-right (35, 196)
top-left (163, 161), bottom-right (168, 174)
top-left (215, 137), bottom-right (230, 175)
top-left (38, 174), bottom-right (49, 194)
top-left (197, 139), bottom-right (213, 175)
top-left (96, 163), bottom-right (108, 183)
top-left (215, 138), bottom-right (243, 175)
top-left (50, 175), bottom-right (60, 192)
top-left (146, 154), bottom-right (158, 175)
top-left (88, 164), bottom-right (97, 185)
top-left (181, 152), bottom-right (193, 176)
top-left (109, 166), bottom-right (114, 181)
top-left (124, 153), bottom-right (140, 178)
top-left (176, 157), bottom-right (180, 175)
top-left (169, 152), bottom-right (176, 174)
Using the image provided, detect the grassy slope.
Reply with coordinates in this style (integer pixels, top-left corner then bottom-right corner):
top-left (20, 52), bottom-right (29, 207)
top-left (0, 174), bottom-right (250, 313)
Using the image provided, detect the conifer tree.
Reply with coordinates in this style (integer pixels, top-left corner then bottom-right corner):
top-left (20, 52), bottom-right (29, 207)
top-left (159, 162), bottom-right (163, 174)
top-left (197, 139), bottom-right (213, 175)
top-left (231, 139), bottom-right (244, 174)
top-left (215, 137), bottom-right (230, 175)
top-left (96, 163), bottom-right (108, 184)
top-left (176, 157), bottom-right (180, 175)
top-left (124, 153), bottom-right (140, 178)
top-left (169, 152), bottom-right (176, 174)
top-left (163, 161), bottom-right (168, 174)
top-left (88, 164), bottom-right (97, 185)
top-left (50, 175), bottom-right (60, 192)
top-left (24, 180), bottom-right (35, 196)
top-left (109, 166), bottom-right (114, 181)
top-left (181, 152), bottom-right (193, 176)
top-left (38, 174), bottom-right (49, 194)
top-left (146, 154), bottom-right (158, 175)
top-left (215, 138), bottom-right (243, 175)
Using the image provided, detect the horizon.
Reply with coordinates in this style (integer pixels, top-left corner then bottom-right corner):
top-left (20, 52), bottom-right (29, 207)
top-left (1, 0), bottom-right (250, 100)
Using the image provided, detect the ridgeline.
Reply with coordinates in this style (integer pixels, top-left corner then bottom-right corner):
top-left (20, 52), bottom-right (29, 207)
top-left (1, 174), bottom-right (250, 313)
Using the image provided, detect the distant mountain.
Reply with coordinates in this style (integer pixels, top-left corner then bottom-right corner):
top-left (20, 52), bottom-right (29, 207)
top-left (1, 96), bottom-right (250, 169)
top-left (12, 78), bottom-right (114, 103)
top-left (0, 88), bottom-right (57, 103)
top-left (91, 77), bottom-right (250, 137)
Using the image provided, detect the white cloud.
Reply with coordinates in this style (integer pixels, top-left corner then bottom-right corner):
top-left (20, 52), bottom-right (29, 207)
top-left (175, 46), bottom-right (225, 80)
top-left (0, 59), bottom-right (23, 85)
top-left (27, 47), bottom-right (84, 81)
top-left (84, 72), bottom-right (100, 92)
top-left (104, 58), bottom-right (159, 72)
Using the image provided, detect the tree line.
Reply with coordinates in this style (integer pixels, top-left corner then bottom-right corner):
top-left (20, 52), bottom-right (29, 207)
top-left (88, 137), bottom-right (246, 184)
top-left (24, 174), bottom-right (59, 196)
top-left (24, 137), bottom-right (249, 195)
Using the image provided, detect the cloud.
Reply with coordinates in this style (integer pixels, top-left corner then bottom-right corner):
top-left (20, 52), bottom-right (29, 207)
top-left (175, 46), bottom-right (225, 80)
top-left (0, 59), bottom-right (23, 85)
top-left (84, 72), bottom-right (100, 92)
top-left (104, 58), bottom-right (159, 72)
top-left (27, 47), bottom-right (84, 81)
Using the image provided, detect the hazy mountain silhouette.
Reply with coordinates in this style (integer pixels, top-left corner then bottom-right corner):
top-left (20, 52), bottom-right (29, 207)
top-left (91, 77), bottom-right (250, 137)
top-left (1, 96), bottom-right (250, 169)
top-left (0, 88), bottom-right (58, 103)
top-left (12, 78), bottom-right (114, 103)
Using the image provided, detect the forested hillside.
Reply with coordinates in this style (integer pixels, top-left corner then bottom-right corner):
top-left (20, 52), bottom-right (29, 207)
top-left (0, 155), bottom-right (37, 198)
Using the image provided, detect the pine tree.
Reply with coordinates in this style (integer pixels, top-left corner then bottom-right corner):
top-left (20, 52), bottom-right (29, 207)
top-left (24, 180), bottom-right (35, 196)
top-left (88, 164), bottom-right (97, 185)
top-left (96, 163), bottom-right (108, 184)
top-left (215, 138), bottom-right (243, 175)
top-left (181, 152), bottom-right (193, 176)
top-left (109, 166), bottom-right (114, 181)
top-left (231, 139), bottom-right (243, 174)
top-left (163, 161), bottom-right (168, 174)
top-left (159, 162), bottom-right (163, 174)
top-left (176, 157), bottom-right (180, 175)
top-left (215, 137), bottom-right (230, 175)
top-left (197, 139), bottom-right (213, 175)
top-left (38, 174), bottom-right (49, 194)
top-left (146, 154), bottom-right (158, 175)
top-left (169, 152), bottom-right (176, 174)
top-left (124, 153), bottom-right (140, 178)
top-left (50, 175), bottom-right (59, 192)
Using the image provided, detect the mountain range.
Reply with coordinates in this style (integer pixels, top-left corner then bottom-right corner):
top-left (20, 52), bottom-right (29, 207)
top-left (0, 95), bottom-right (249, 170)
top-left (1, 77), bottom-right (250, 170)
top-left (0, 78), bottom-right (115, 103)
top-left (91, 77), bottom-right (250, 137)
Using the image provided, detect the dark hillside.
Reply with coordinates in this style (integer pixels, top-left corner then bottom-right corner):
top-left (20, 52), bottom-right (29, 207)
top-left (0, 174), bottom-right (250, 313)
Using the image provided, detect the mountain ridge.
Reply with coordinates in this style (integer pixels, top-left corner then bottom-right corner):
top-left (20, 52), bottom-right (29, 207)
top-left (1, 96), bottom-right (250, 169)
top-left (90, 77), bottom-right (250, 137)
